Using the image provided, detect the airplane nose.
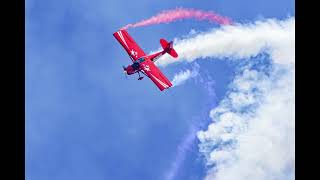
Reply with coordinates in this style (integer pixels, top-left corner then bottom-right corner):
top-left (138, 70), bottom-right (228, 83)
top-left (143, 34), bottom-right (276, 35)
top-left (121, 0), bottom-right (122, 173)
top-left (122, 65), bottom-right (128, 75)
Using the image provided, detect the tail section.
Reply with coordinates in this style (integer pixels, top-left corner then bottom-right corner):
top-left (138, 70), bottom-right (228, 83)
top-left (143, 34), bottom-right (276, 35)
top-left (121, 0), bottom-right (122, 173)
top-left (160, 39), bottom-right (178, 58)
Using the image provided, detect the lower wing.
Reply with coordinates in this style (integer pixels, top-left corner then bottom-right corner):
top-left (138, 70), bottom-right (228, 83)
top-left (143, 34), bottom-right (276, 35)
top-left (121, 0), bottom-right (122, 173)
top-left (140, 60), bottom-right (172, 91)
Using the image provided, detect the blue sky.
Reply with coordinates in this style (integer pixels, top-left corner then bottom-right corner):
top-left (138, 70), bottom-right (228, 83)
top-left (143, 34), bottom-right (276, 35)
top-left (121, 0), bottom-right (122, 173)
top-left (26, 0), bottom-right (294, 180)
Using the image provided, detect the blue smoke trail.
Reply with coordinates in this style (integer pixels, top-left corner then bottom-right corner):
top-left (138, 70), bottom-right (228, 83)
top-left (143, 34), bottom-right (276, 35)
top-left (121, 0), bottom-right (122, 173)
top-left (164, 73), bottom-right (217, 180)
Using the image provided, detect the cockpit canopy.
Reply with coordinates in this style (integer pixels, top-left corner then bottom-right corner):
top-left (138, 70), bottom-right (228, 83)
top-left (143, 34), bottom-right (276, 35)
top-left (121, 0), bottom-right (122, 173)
top-left (138, 57), bottom-right (145, 63)
top-left (131, 57), bottom-right (145, 71)
top-left (131, 61), bottom-right (139, 70)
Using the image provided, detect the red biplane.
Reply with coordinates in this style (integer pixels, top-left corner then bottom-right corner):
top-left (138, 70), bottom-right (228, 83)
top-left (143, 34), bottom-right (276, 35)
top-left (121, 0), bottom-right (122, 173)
top-left (113, 29), bottom-right (178, 91)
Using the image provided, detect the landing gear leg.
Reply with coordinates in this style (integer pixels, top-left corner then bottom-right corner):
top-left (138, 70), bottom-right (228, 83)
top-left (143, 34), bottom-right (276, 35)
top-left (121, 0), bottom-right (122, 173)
top-left (138, 71), bottom-right (144, 80)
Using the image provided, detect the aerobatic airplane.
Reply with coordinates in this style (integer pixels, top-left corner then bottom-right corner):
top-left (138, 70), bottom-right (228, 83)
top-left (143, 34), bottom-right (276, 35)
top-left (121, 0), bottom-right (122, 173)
top-left (113, 29), bottom-right (178, 91)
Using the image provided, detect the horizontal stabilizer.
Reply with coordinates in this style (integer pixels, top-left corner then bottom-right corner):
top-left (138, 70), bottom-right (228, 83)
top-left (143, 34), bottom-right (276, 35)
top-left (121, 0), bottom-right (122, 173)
top-left (160, 39), bottom-right (178, 58)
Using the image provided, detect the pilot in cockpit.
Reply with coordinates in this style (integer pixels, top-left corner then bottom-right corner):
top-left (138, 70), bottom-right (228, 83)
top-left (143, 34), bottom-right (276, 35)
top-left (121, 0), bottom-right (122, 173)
top-left (131, 57), bottom-right (145, 70)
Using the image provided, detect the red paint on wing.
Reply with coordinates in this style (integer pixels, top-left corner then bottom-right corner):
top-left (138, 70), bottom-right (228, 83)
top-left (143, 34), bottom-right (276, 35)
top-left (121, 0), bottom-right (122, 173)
top-left (141, 59), bottom-right (172, 91)
top-left (113, 29), bottom-right (146, 61)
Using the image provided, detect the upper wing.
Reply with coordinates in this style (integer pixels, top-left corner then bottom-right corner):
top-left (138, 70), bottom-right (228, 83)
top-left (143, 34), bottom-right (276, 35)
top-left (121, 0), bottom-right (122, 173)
top-left (113, 29), bottom-right (146, 61)
top-left (140, 60), bottom-right (172, 91)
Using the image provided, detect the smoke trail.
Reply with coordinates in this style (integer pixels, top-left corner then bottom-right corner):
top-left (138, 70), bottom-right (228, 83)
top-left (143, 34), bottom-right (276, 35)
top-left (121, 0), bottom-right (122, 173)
top-left (165, 125), bottom-right (198, 180)
top-left (122, 8), bottom-right (232, 29)
top-left (154, 17), bottom-right (294, 67)
top-left (200, 64), bottom-right (295, 180)
top-left (164, 75), bottom-right (217, 180)
top-left (171, 63), bottom-right (200, 87)
top-left (158, 17), bottom-right (294, 180)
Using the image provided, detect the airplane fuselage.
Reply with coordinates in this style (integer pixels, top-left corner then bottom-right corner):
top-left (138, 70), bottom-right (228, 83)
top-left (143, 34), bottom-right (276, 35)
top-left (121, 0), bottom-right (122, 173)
top-left (124, 50), bottom-right (165, 75)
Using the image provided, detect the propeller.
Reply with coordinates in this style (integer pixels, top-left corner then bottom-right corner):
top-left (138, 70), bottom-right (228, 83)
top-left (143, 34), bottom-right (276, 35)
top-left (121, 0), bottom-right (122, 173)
top-left (122, 65), bottom-right (128, 79)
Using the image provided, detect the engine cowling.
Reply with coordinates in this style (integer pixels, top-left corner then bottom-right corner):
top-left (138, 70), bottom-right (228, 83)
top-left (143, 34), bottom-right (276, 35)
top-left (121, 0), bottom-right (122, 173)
top-left (124, 65), bottom-right (135, 75)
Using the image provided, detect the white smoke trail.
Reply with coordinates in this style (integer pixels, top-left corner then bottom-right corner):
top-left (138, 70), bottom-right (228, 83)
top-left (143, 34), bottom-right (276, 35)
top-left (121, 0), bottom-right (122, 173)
top-left (199, 64), bottom-right (295, 180)
top-left (156, 17), bottom-right (295, 180)
top-left (154, 17), bottom-right (294, 67)
top-left (171, 63), bottom-right (200, 87)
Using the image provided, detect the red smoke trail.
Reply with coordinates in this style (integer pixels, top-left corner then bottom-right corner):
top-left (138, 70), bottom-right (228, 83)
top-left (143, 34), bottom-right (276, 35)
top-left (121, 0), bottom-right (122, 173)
top-left (122, 8), bottom-right (232, 29)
